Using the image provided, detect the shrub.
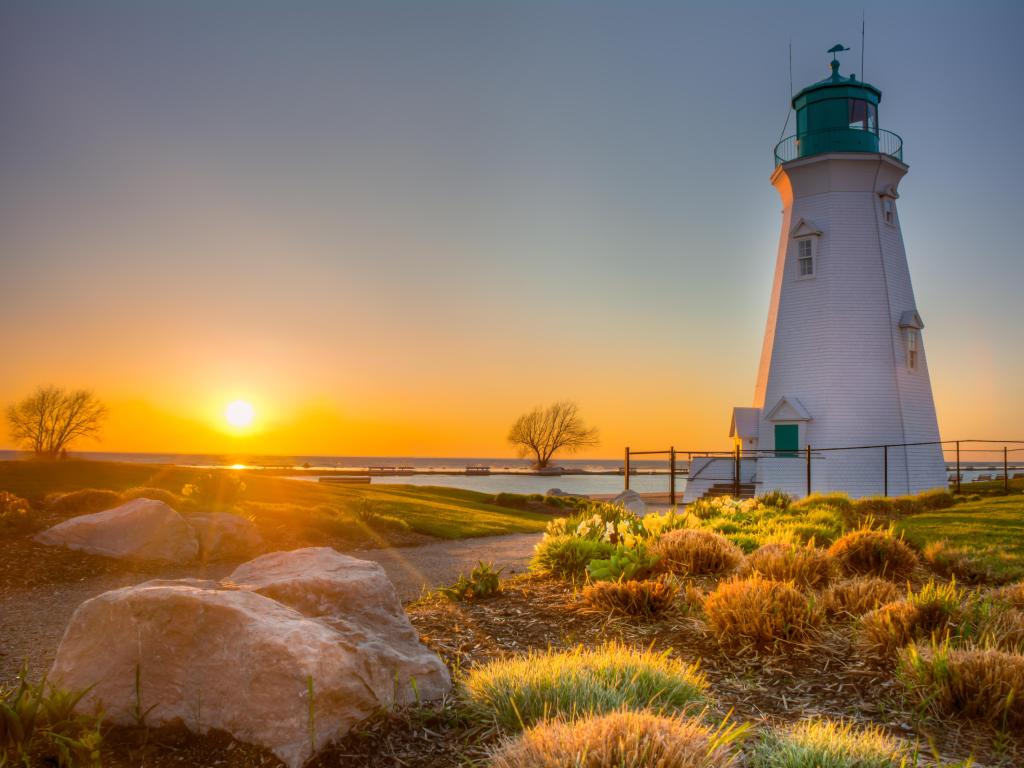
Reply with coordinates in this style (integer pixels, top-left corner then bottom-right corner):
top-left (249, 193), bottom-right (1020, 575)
top-left (751, 717), bottom-right (909, 768)
top-left (915, 488), bottom-right (956, 511)
top-left (44, 488), bottom-right (121, 516)
top-left (587, 543), bottom-right (658, 582)
top-left (757, 490), bottom-right (793, 509)
top-left (791, 492), bottom-right (854, 517)
top-left (493, 492), bottom-right (532, 509)
top-left (651, 529), bottom-right (744, 576)
top-left (462, 642), bottom-right (707, 730)
top-left (581, 578), bottom-right (678, 617)
top-left (0, 491), bottom-right (33, 532)
top-left (440, 561), bottom-right (503, 601)
top-left (822, 577), bottom-right (902, 618)
top-left (745, 542), bottom-right (836, 589)
top-left (827, 528), bottom-right (918, 580)
top-left (530, 535), bottom-right (614, 580)
top-left (704, 575), bottom-right (822, 650)
top-left (119, 486), bottom-right (183, 507)
top-left (898, 642), bottom-right (1024, 729)
top-left (489, 710), bottom-right (742, 768)
top-left (180, 472), bottom-right (246, 510)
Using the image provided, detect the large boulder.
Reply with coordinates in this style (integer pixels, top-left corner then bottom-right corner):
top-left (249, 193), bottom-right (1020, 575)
top-left (50, 549), bottom-right (451, 767)
top-left (609, 488), bottom-right (647, 516)
top-left (188, 513), bottom-right (263, 560)
top-left (34, 498), bottom-right (198, 563)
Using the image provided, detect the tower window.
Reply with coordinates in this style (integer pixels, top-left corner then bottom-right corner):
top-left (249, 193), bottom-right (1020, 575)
top-left (797, 239), bottom-right (814, 277)
top-left (883, 199), bottom-right (895, 225)
top-left (906, 329), bottom-right (919, 370)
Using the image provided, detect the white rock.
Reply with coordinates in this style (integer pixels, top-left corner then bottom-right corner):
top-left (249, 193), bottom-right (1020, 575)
top-left (50, 549), bottom-right (451, 767)
top-left (609, 489), bottom-right (647, 516)
top-left (34, 498), bottom-right (198, 563)
top-left (188, 513), bottom-right (263, 560)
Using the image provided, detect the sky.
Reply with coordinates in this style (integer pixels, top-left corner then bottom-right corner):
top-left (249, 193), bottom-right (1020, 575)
top-left (1, 1), bottom-right (1022, 459)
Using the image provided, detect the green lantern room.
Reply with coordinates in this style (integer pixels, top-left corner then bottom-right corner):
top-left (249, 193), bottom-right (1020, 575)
top-left (775, 44), bottom-right (902, 165)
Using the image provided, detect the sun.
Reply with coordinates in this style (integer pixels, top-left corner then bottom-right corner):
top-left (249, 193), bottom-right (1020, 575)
top-left (225, 399), bottom-right (255, 428)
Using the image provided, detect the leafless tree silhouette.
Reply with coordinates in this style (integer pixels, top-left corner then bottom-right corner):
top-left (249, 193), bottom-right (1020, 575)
top-left (507, 400), bottom-right (598, 469)
top-left (6, 386), bottom-right (108, 458)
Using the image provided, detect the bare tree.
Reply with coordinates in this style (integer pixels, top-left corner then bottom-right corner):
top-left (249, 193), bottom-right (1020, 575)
top-left (507, 400), bottom-right (599, 469)
top-left (6, 386), bottom-right (108, 458)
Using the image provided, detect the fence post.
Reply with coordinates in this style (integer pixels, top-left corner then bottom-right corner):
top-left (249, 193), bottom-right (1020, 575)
top-left (883, 444), bottom-right (888, 497)
top-left (955, 441), bottom-right (961, 494)
top-left (624, 447), bottom-right (630, 492)
top-left (733, 445), bottom-right (740, 497)
top-left (1005, 446), bottom-right (1010, 493)
top-left (669, 447), bottom-right (676, 506)
top-left (806, 444), bottom-right (812, 497)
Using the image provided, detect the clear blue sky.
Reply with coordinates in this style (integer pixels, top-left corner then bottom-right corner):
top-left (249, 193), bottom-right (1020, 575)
top-left (1, 1), bottom-right (1021, 454)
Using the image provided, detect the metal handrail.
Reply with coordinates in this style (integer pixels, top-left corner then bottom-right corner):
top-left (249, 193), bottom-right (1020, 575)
top-left (774, 127), bottom-right (903, 166)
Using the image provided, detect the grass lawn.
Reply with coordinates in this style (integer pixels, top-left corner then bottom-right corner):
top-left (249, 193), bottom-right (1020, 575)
top-left (0, 459), bottom-right (552, 541)
top-left (899, 494), bottom-right (1024, 581)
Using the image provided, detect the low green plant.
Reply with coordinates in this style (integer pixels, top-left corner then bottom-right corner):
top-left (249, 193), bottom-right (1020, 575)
top-left (751, 717), bottom-right (910, 768)
top-left (439, 561), bottom-right (504, 600)
top-left (462, 642), bottom-right (707, 729)
top-left (0, 664), bottom-right (103, 767)
top-left (530, 535), bottom-right (614, 580)
top-left (586, 543), bottom-right (658, 582)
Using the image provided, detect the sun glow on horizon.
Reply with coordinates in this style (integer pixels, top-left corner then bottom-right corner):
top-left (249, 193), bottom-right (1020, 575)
top-left (225, 400), bottom-right (255, 429)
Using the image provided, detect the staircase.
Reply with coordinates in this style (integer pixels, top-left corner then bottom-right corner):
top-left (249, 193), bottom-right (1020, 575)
top-left (700, 482), bottom-right (756, 500)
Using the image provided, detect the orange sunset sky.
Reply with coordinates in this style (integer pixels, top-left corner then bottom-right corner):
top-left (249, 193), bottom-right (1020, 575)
top-left (2, 3), bottom-right (1022, 459)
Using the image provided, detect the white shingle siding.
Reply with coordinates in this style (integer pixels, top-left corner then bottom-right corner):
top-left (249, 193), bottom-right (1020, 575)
top-left (743, 153), bottom-right (946, 500)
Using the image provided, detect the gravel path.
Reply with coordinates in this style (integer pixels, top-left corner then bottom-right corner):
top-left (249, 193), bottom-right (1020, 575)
top-left (0, 532), bottom-right (542, 684)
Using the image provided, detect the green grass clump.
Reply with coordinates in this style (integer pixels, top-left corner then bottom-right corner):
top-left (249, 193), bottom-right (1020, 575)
top-left (0, 665), bottom-right (104, 767)
top-left (751, 717), bottom-right (909, 768)
top-left (899, 495), bottom-right (1024, 582)
top-left (530, 535), bottom-right (614, 580)
top-left (685, 496), bottom-right (846, 552)
top-left (791, 492), bottom-right (854, 517)
top-left (490, 710), bottom-right (743, 768)
top-left (461, 642), bottom-right (707, 730)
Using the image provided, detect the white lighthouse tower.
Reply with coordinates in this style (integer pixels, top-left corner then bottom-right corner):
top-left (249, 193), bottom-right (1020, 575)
top-left (686, 47), bottom-right (947, 501)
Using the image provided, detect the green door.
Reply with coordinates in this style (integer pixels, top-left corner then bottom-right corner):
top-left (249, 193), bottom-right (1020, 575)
top-left (775, 424), bottom-right (799, 457)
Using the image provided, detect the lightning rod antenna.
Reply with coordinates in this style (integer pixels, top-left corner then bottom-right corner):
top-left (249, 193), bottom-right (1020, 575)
top-left (861, 11), bottom-right (866, 80)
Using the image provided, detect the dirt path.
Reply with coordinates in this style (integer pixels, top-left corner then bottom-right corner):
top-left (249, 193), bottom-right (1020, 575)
top-left (0, 532), bottom-right (542, 685)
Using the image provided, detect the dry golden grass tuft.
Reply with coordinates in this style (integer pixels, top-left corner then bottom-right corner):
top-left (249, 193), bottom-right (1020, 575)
top-left (744, 542), bottom-right (836, 589)
top-left (827, 528), bottom-right (918, 581)
top-left (651, 529), bottom-right (744, 576)
top-left (581, 577), bottom-right (678, 618)
top-left (489, 710), bottom-right (742, 768)
top-left (44, 488), bottom-right (122, 516)
top-left (703, 575), bottom-right (822, 650)
top-left (859, 601), bottom-right (925, 657)
top-left (988, 582), bottom-right (1024, 611)
top-left (821, 577), bottom-right (902, 618)
top-left (119, 486), bottom-right (184, 508)
top-left (899, 643), bottom-right (1024, 730)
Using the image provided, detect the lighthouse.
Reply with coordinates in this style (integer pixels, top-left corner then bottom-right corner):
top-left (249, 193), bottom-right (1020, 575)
top-left (686, 46), bottom-right (947, 501)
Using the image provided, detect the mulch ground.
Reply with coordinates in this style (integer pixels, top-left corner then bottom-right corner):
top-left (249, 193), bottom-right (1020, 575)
top-left (13, 573), bottom-right (1016, 768)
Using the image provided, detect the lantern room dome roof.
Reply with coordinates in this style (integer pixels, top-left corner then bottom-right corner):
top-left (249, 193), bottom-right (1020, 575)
top-left (792, 59), bottom-right (881, 110)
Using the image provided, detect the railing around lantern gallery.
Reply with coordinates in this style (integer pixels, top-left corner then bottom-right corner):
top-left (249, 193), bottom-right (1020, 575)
top-left (774, 127), bottom-right (904, 166)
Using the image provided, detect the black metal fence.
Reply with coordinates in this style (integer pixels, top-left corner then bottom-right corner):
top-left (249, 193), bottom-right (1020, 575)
top-left (623, 439), bottom-right (1024, 506)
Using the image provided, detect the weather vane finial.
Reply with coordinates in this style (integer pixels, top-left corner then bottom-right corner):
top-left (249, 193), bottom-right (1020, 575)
top-left (828, 43), bottom-right (850, 63)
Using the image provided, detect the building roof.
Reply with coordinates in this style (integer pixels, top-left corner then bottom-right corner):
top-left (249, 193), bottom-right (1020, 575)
top-left (729, 407), bottom-right (761, 439)
top-left (899, 310), bottom-right (925, 330)
top-left (765, 396), bottom-right (812, 422)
